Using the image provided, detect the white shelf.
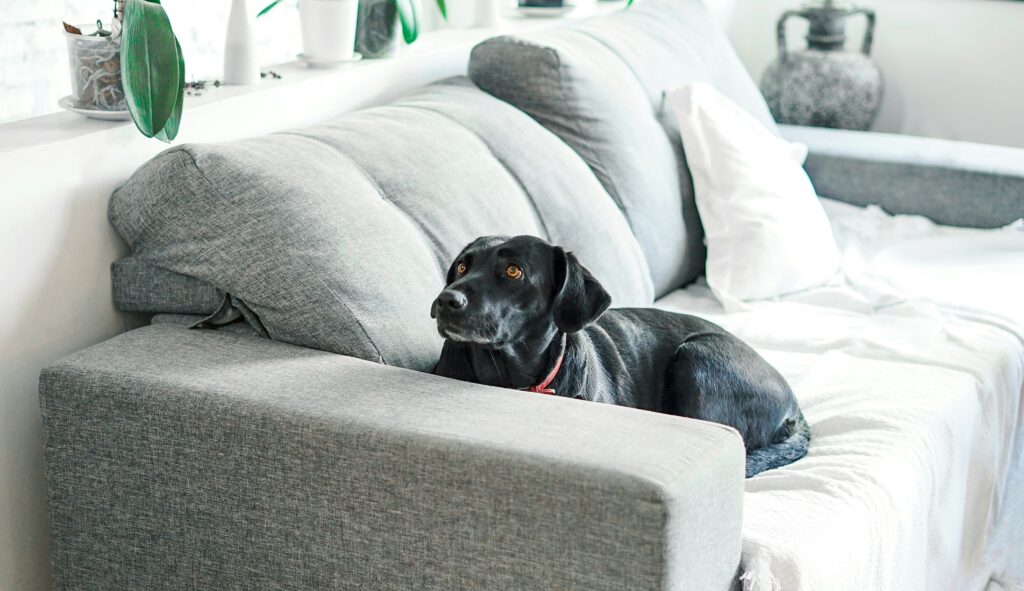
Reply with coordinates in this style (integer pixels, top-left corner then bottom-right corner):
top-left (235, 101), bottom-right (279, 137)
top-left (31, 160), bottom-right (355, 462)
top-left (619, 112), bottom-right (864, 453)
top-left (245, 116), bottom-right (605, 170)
top-left (0, 2), bottom-right (625, 155)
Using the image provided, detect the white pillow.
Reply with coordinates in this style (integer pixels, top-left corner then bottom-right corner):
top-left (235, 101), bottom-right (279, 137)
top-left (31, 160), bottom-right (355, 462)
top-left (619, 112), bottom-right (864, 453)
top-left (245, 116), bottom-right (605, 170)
top-left (667, 83), bottom-right (840, 306)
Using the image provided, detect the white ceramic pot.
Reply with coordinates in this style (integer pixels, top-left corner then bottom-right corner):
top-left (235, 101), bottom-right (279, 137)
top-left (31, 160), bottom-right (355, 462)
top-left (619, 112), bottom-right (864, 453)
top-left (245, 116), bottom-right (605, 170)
top-left (300, 0), bottom-right (360, 62)
top-left (474, 0), bottom-right (501, 27)
top-left (445, 0), bottom-right (476, 28)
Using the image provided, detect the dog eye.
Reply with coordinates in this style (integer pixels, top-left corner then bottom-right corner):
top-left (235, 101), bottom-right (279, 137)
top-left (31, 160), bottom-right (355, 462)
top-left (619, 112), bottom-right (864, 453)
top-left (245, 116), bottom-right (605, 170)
top-left (456, 262), bottom-right (467, 275)
top-left (505, 264), bottom-right (523, 280)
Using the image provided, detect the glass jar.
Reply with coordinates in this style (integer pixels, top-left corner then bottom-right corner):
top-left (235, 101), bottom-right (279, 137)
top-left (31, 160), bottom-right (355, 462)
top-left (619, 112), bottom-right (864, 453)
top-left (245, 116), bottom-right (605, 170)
top-left (64, 27), bottom-right (126, 111)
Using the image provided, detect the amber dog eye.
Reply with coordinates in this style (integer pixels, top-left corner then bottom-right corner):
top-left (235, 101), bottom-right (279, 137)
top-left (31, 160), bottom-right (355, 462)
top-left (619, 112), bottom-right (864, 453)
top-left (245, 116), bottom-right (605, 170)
top-left (456, 262), bottom-right (467, 275)
top-left (505, 264), bottom-right (524, 279)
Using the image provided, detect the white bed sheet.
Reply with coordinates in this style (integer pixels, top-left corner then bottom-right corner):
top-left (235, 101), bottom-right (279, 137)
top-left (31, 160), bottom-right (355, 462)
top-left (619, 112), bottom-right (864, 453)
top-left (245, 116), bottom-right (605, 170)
top-left (655, 200), bottom-right (1024, 591)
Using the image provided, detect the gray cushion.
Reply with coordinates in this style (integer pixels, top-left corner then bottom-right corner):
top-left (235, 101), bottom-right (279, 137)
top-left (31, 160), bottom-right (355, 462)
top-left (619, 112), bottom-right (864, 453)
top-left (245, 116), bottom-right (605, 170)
top-left (110, 77), bottom-right (652, 370)
top-left (151, 313), bottom-right (262, 337)
top-left (112, 257), bottom-right (222, 314)
top-left (41, 323), bottom-right (744, 590)
top-left (781, 124), bottom-right (1024, 228)
top-left (469, 0), bottom-right (777, 295)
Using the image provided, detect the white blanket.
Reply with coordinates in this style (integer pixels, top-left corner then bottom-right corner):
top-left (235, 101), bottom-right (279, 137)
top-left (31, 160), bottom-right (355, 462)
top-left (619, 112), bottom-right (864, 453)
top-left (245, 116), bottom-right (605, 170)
top-left (655, 200), bottom-right (1024, 591)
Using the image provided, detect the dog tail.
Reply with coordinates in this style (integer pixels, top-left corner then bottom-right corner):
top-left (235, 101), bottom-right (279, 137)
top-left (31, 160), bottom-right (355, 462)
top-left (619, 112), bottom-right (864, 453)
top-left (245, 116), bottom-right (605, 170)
top-left (745, 411), bottom-right (811, 478)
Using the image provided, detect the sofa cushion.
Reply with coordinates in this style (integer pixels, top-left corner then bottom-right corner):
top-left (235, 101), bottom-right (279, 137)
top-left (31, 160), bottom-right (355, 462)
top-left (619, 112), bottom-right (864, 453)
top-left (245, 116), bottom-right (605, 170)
top-left (110, 77), bottom-right (653, 370)
top-left (112, 257), bottom-right (222, 314)
top-left (151, 313), bottom-right (262, 337)
top-left (655, 200), bottom-right (1024, 589)
top-left (667, 84), bottom-right (840, 305)
top-left (468, 0), bottom-right (777, 296)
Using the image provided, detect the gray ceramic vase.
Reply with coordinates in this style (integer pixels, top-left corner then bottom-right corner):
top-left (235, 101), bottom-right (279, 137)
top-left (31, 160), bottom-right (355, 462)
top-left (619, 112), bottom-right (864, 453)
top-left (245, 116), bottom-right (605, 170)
top-left (760, 1), bottom-right (882, 131)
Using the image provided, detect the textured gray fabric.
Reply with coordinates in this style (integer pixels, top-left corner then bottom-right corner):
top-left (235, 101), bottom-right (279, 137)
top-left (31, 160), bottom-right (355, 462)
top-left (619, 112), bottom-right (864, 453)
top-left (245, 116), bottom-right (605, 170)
top-left (40, 324), bottom-right (744, 591)
top-left (400, 78), bottom-right (655, 301)
top-left (468, 0), bottom-right (777, 295)
top-left (782, 124), bottom-right (1024, 228)
top-left (110, 78), bottom-right (651, 371)
top-left (112, 257), bottom-right (222, 314)
top-left (151, 313), bottom-right (262, 337)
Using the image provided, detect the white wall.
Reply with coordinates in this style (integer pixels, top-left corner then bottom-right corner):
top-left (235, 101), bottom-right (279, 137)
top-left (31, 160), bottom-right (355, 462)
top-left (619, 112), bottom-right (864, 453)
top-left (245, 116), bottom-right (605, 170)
top-left (712, 0), bottom-right (1024, 148)
top-left (7, 1), bottom-right (1024, 139)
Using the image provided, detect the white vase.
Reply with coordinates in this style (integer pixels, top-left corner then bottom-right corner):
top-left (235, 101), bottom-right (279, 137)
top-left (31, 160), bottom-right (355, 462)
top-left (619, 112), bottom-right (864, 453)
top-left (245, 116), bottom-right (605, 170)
top-left (300, 0), bottom-right (360, 62)
top-left (224, 0), bottom-right (260, 85)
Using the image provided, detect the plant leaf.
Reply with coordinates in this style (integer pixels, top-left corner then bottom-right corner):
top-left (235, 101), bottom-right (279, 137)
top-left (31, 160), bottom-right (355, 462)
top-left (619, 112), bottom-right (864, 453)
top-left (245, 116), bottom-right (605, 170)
top-left (121, 0), bottom-right (182, 138)
top-left (257, 0), bottom-right (284, 18)
top-left (394, 0), bottom-right (419, 44)
top-left (154, 37), bottom-right (184, 142)
top-left (435, 0), bottom-right (447, 20)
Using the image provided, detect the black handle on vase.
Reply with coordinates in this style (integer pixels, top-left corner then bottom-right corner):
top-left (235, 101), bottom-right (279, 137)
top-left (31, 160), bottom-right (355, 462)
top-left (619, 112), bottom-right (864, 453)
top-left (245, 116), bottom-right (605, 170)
top-left (849, 7), bottom-right (876, 56)
top-left (775, 9), bottom-right (805, 60)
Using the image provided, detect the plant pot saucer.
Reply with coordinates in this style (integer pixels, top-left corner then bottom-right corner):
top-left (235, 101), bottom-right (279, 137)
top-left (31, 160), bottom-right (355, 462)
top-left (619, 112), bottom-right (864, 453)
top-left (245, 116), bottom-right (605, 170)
top-left (297, 52), bottom-right (363, 69)
top-left (57, 96), bottom-right (131, 121)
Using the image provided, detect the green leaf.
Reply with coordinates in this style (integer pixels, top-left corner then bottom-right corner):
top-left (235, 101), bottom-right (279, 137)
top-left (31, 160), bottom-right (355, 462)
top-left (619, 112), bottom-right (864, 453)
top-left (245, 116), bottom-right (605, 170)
top-left (394, 0), bottom-right (419, 44)
top-left (257, 0), bottom-right (284, 18)
top-left (436, 0), bottom-right (447, 20)
top-left (154, 37), bottom-right (184, 142)
top-left (121, 0), bottom-right (182, 138)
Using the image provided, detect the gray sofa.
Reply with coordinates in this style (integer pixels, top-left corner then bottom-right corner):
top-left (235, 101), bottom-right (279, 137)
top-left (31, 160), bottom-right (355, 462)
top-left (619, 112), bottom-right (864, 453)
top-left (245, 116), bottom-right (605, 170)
top-left (39, 1), bottom-right (1024, 590)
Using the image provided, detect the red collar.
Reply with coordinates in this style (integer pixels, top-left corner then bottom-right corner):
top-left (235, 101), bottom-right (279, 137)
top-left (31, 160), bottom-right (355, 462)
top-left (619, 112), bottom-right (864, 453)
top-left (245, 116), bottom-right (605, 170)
top-left (522, 334), bottom-right (566, 396)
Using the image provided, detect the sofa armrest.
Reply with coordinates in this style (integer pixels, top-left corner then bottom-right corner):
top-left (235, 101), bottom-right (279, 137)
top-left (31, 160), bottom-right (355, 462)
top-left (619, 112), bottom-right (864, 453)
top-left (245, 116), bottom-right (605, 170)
top-left (40, 324), bottom-right (743, 591)
top-left (780, 124), bottom-right (1024, 228)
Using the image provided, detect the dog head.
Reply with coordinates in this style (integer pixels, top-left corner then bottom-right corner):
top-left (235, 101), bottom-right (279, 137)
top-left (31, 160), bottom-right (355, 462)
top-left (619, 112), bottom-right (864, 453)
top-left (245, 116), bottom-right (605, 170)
top-left (431, 235), bottom-right (611, 347)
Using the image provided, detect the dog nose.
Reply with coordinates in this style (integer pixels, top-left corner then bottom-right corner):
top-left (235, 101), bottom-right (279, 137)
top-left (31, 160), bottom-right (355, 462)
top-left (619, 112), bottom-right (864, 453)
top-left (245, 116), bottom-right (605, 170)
top-left (436, 290), bottom-right (468, 312)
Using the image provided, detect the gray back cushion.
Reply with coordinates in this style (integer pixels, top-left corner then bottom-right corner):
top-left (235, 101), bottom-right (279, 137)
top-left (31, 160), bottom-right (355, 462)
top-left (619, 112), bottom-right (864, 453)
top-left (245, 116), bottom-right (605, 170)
top-left (112, 257), bottom-right (222, 314)
top-left (468, 0), bottom-right (776, 295)
top-left (110, 78), bottom-right (653, 371)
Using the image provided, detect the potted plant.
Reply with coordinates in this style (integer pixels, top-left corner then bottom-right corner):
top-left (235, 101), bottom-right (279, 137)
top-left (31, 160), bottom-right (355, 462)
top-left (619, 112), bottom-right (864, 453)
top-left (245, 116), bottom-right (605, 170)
top-left (64, 0), bottom-right (185, 141)
top-left (63, 20), bottom-right (127, 114)
top-left (259, 0), bottom-right (438, 60)
top-left (354, 0), bottom-right (427, 58)
top-left (301, 0), bottom-right (362, 63)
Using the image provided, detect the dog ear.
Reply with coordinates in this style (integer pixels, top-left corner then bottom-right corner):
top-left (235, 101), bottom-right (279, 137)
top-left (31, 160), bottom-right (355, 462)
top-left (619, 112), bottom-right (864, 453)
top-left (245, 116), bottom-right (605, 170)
top-left (552, 247), bottom-right (611, 333)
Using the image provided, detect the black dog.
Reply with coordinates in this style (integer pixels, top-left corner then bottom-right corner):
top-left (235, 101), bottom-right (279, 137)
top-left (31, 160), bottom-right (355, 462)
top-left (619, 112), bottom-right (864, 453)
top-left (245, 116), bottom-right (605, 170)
top-left (431, 235), bottom-right (810, 477)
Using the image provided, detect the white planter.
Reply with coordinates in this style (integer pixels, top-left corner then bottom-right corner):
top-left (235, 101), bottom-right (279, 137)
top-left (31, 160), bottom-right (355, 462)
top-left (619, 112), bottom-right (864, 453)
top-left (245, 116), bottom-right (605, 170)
top-left (474, 0), bottom-right (501, 27)
top-left (445, 0), bottom-right (477, 28)
top-left (64, 27), bottom-right (126, 110)
top-left (300, 0), bottom-right (360, 62)
top-left (224, 0), bottom-right (261, 85)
